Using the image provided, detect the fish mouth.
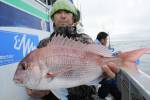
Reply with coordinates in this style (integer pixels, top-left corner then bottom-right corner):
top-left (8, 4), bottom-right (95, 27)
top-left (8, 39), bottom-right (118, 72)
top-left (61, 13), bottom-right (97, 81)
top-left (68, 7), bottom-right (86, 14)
top-left (16, 83), bottom-right (25, 87)
top-left (14, 82), bottom-right (25, 87)
top-left (14, 79), bottom-right (23, 84)
top-left (13, 79), bottom-right (25, 87)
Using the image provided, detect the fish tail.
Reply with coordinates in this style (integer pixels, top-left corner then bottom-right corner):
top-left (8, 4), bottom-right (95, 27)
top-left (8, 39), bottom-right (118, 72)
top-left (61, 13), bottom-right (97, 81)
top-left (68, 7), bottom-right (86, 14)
top-left (121, 48), bottom-right (150, 71)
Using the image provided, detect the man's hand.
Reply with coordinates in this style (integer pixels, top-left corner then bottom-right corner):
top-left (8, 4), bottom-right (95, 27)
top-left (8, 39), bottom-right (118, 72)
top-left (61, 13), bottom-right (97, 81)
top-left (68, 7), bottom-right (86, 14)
top-left (26, 88), bottom-right (50, 97)
top-left (102, 62), bottom-right (120, 78)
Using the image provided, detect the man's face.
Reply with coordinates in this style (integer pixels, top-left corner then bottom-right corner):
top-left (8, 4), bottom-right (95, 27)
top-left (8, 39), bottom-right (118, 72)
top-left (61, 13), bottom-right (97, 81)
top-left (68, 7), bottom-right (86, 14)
top-left (101, 37), bottom-right (108, 46)
top-left (53, 10), bottom-right (74, 27)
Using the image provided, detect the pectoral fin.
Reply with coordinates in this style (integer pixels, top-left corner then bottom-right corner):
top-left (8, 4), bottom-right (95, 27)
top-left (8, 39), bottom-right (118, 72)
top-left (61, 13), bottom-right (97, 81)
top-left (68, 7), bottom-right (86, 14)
top-left (46, 66), bottom-right (73, 78)
top-left (46, 72), bottom-right (56, 78)
top-left (86, 76), bottom-right (103, 86)
top-left (51, 88), bottom-right (68, 100)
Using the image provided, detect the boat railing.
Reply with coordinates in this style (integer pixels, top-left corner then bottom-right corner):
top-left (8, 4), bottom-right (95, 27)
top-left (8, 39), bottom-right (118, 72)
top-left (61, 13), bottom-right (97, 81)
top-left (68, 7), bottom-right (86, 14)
top-left (117, 68), bottom-right (150, 100)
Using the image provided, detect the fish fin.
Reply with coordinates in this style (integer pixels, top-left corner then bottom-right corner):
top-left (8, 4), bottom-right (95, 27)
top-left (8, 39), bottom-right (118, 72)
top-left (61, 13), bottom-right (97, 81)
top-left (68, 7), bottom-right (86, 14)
top-left (46, 66), bottom-right (73, 78)
top-left (86, 76), bottom-right (103, 86)
top-left (48, 34), bottom-right (86, 49)
top-left (121, 48), bottom-right (150, 71)
top-left (51, 88), bottom-right (68, 100)
top-left (46, 72), bottom-right (56, 78)
top-left (84, 44), bottom-right (113, 57)
top-left (48, 34), bottom-right (112, 57)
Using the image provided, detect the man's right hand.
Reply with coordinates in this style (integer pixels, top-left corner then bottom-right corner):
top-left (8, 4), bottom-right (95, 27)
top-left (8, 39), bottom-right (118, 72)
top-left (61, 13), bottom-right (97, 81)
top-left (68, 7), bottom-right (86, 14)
top-left (26, 88), bottom-right (50, 97)
top-left (102, 62), bottom-right (120, 78)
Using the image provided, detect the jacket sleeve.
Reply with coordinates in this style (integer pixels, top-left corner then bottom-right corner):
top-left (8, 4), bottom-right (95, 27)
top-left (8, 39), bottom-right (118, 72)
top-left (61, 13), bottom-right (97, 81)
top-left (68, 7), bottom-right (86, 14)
top-left (76, 33), bottom-right (94, 44)
top-left (68, 85), bottom-right (96, 100)
top-left (37, 37), bottom-right (50, 48)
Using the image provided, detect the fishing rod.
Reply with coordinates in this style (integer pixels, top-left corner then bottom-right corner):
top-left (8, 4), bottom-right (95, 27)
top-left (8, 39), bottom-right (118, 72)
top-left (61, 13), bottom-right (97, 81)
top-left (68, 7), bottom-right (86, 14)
top-left (108, 32), bottom-right (111, 49)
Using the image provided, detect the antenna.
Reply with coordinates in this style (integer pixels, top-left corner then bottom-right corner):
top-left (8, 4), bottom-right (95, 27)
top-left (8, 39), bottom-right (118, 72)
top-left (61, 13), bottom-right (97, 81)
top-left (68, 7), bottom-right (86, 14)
top-left (108, 32), bottom-right (111, 49)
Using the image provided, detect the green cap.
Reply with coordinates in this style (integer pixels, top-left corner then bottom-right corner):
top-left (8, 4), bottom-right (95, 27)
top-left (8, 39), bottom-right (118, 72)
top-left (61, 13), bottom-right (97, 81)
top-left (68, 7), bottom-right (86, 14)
top-left (50, 0), bottom-right (79, 22)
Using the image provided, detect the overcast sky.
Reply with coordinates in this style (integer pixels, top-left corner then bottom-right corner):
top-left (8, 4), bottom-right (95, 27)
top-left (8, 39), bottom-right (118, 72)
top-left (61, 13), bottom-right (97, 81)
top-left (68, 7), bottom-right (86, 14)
top-left (73, 0), bottom-right (150, 40)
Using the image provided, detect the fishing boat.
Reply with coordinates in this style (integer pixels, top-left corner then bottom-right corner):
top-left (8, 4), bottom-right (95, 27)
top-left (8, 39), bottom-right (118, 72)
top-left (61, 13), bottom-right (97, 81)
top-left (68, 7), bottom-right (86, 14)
top-left (0, 0), bottom-right (51, 99)
top-left (0, 0), bottom-right (150, 100)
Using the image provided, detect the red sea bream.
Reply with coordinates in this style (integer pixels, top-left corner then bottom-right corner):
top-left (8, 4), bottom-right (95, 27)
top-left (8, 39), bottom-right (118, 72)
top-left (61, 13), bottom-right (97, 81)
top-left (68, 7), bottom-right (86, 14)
top-left (13, 35), bottom-right (150, 99)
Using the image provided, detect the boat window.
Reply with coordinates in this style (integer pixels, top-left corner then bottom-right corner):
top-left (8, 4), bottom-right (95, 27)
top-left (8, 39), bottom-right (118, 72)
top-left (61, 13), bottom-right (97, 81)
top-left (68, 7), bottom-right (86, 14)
top-left (39, 0), bottom-right (56, 5)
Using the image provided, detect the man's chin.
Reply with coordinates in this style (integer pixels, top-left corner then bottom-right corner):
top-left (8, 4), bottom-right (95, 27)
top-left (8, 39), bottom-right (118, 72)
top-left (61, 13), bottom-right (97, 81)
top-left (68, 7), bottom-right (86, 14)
top-left (59, 25), bottom-right (68, 27)
top-left (58, 23), bottom-right (72, 27)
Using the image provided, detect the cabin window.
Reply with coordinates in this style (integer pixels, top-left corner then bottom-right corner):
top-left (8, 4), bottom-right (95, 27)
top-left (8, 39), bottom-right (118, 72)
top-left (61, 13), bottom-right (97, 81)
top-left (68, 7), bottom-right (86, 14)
top-left (39, 0), bottom-right (73, 5)
top-left (39, 0), bottom-right (56, 5)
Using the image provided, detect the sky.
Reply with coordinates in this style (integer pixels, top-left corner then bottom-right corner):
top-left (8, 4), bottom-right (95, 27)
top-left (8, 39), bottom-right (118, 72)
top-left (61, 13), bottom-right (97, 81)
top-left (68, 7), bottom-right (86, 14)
top-left (73, 0), bottom-right (150, 41)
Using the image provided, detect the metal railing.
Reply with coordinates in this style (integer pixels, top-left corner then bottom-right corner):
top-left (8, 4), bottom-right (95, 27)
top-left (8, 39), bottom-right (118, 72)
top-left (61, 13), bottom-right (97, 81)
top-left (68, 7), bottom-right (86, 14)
top-left (117, 68), bottom-right (150, 100)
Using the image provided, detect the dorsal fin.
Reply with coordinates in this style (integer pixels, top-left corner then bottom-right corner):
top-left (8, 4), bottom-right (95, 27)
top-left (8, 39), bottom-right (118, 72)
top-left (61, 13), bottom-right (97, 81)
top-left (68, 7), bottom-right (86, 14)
top-left (48, 34), bottom-right (86, 49)
top-left (47, 34), bottom-right (112, 57)
top-left (84, 43), bottom-right (112, 57)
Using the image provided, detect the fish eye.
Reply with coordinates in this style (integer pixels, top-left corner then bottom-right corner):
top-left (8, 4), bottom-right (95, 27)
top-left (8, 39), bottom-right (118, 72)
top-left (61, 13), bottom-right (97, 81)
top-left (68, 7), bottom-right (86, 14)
top-left (21, 62), bottom-right (28, 70)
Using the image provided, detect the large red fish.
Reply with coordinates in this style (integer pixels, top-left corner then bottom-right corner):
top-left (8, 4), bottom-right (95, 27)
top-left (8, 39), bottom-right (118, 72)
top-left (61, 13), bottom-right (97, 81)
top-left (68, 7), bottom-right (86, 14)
top-left (13, 35), bottom-right (150, 99)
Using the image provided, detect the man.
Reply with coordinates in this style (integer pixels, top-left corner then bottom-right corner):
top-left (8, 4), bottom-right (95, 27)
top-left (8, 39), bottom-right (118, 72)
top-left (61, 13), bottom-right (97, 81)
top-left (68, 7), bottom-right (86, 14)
top-left (95, 32), bottom-right (121, 100)
top-left (95, 32), bottom-right (108, 46)
top-left (26, 0), bottom-right (119, 99)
